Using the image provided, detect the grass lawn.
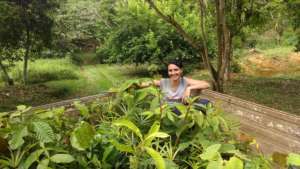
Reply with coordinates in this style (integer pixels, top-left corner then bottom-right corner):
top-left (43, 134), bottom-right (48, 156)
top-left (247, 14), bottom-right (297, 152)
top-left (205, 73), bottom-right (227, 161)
top-left (0, 59), bottom-right (137, 111)
top-left (224, 75), bottom-right (300, 115)
top-left (187, 71), bottom-right (300, 115)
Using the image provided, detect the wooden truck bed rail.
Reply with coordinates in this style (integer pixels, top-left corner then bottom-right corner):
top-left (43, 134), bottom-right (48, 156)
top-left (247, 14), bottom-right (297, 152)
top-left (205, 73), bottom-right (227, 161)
top-left (200, 90), bottom-right (300, 154)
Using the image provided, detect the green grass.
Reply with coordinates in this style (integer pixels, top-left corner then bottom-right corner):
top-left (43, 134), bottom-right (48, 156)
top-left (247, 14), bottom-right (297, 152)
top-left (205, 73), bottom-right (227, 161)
top-left (259, 46), bottom-right (295, 58)
top-left (190, 70), bottom-right (300, 115)
top-left (224, 75), bottom-right (300, 115)
top-left (0, 61), bottom-right (147, 112)
top-left (234, 46), bottom-right (296, 60)
top-left (10, 58), bottom-right (80, 84)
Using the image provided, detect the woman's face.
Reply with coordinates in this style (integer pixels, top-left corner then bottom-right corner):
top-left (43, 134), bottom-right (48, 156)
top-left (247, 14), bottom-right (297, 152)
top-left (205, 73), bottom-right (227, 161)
top-left (168, 64), bottom-right (182, 81)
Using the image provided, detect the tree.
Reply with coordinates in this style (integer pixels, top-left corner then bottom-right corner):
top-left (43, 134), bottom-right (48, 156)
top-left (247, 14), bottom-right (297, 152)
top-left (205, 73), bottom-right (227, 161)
top-left (54, 0), bottom-right (103, 52)
top-left (96, 0), bottom-right (200, 68)
top-left (145, 0), bottom-right (269, 92)
top-left (0, 1), bottom-right (23, 86)
top-left (4, 0), bottom-right (58, 85)
top-left (144, 0), bottom-right (229, 91)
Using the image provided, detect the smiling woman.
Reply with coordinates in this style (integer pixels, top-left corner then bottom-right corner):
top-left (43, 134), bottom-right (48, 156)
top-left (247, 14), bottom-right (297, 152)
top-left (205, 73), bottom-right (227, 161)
top-left (142, 60), bottom-right (210, 103)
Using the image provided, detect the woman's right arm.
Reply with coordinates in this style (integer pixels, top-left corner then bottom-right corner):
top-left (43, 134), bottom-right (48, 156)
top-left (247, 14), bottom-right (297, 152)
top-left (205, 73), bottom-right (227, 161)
top-left (140, 80), bottom-right (160, 88)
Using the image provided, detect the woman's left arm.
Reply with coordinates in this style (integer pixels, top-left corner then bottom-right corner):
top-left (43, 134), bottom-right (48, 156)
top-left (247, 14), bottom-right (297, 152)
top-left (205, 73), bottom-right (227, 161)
top-left (183, 78), bottom-right (210, 99)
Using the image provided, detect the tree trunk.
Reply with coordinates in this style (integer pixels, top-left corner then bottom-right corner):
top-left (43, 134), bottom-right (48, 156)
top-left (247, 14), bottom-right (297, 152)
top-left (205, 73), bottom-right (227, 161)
top-left (215, 0), bottom-right (230, 92)
top-left (224, 36), bottom-right (233, 81)
top-left (0, 58), bottom-right (14, 86)
top-left (198, 0), bottom-right (220, 91)
top-left (23, 29), bottom-right (30, 85)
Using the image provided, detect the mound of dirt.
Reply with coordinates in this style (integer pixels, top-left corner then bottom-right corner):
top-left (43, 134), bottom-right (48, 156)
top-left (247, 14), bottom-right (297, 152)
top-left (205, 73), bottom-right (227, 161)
top-left (241, 51), bottom-right (300, 76)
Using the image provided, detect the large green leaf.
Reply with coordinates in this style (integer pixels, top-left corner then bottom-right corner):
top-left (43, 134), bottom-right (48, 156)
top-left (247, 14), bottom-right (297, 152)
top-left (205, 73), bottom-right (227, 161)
top-left (175, 104), bottom-right (187, 115)
top-left (70, 121), bottom-right (95, 151)
top-left (50, 154), bottom-right (75, 163)
top-left (123, 93), bottom-right (135, 108)
top-left (32, 121), bottom-right (55, 143)
top-left (150, 97), bottom-right (159, 111)
top-left (9, 125), bottom-right (28, 150)
top-left (193, 111), bottom-right (204, 127)
top-left (111, 139), bottom-right (134, 153)
top-left (21, 149), bottom-right (44, 169)
top-left (219, 144), bottom-right (236, 153)
top-left (144, 121), bottom-right (160, 146)
top-left (145, 147), bottom-right (165, 169)
top-left (136, 87), bottom-right (156, 102)
top-left (287, 153), bottom-right (300, 166)
top-left (37, 159), bottom-right (49, 169)
top-left (207, 160), bottom-right (223, 169)
top-left (113, 119), bottom-right (143, 140)
top-left (225, 156), bottom-right (243, 169)
top-left (144, 132), bottom-right (169, 147)
top-left (200, 144), bottom-right (221, 161)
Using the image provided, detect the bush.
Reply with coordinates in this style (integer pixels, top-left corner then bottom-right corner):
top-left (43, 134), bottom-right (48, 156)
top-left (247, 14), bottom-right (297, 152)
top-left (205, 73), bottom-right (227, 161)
top-left (70, 52), bottom-right (99, 65)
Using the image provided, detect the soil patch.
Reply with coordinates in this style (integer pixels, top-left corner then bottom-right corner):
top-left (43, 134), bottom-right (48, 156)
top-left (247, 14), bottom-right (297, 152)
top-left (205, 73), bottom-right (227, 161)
top-left (0, 84), bottom-right (67, 112)
top-left (241, 51), bottom-right (300, 76)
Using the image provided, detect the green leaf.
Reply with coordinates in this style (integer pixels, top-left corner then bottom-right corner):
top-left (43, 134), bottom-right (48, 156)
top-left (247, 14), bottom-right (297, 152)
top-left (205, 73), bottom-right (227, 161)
top-left (200, 144), bottom-right (221, 161)
top-left (35, 111), bottom-right (54, 119)
top-left (175, 104), bottom-right (187, 115)
top-left (22, 149), bottom-right (44, 169)
top-left (37, 159), bottom-right (49, 169)
top-left (32, 121), bottom-right (55, 143)
top-left (110, 139), bottom-right (134, 153)
top-left (150, 97), bottom-right (159, 111)
top-left (74, 101), bottom-right (90, 118)
top-left (9, 125), bottom-right (28, 150)
top-left (126, 94), bottom-right (136, 108)
top-left (193, 112), bottom-right (204, 127)
top-left (52, 107), bottom-right (65, 116)
top-left (144, 132), bottom-right (169, 147)
top-left (113, 119), bottom-right (142, 140)
top-left (70, 121), bottom-right (95, 151)
top-left (164, 159), bottom-right (179, 169)
top-left (136, 88), bottom-right (155, 102)
top-left (177, 141), bottom-right (192, 152)
top-left (141, 111), bottom-right (154, 120)
top-left (219, 144), bottom-right (236, 153)
top-left (287, 153), bottom-right (300, 166)
top-left (17, 105), bottom-right (27, 111)
top-left (145, 147), bottom-right (165, 169)
top-left (218, 116), bottom-right (229, 132)
top-left (166, 110), bottom-right (175, 122)
top-left (144, 121), bottom-right (160, 146)
top-left (102, 145), bottom-right (114, 162)
top-left (207, 160), bottom-right (223, 169)
top-left (225, 156), bottom-right (243, 169)
top-left (50, 154), bottom-right (75, 163)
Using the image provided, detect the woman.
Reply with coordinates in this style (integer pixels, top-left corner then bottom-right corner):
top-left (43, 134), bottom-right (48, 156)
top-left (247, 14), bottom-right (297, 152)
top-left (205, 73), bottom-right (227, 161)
top-left (143, 60), bottom-right (210, 103)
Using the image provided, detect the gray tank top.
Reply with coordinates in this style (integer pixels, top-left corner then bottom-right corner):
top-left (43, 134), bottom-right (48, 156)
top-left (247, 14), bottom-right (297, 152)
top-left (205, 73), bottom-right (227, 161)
top-left (160, 77), bottom-right (188, 102)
